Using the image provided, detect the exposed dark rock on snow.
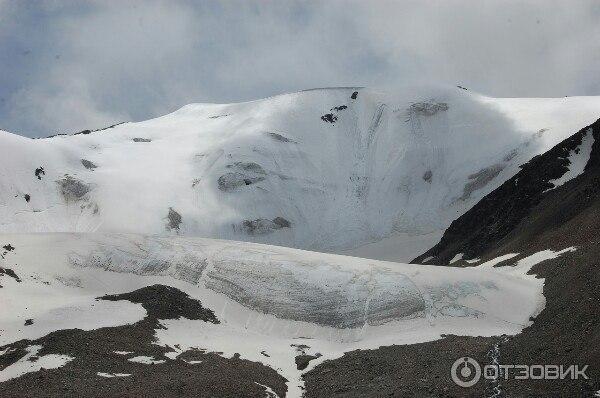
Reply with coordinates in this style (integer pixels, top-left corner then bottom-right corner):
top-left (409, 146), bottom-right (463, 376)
top-left (81, 159), bottom-right (97, 170)
top-left (132, 137), bottom-right (152, 142)
top-left (321, 104), bottom-right (348, 124)
top-left (218, 172), bottom-right (265, 191)
top-left (166, 207), bottom-right (182, 231)
top-left (0, 266), bottom-right (21, 285)
top-left (503, 148), bottom-right (519, 162)
top-left (24, 193), bottom-right (30, 202)
top-left (218, 162), bottom-right (267, 192)
top-left (34, 167), bottom-right (45, 180)
top-left (295, 353), bottom-right (321, 370)
top-left (320, 113), bottom-right (337, 123)
top-left (44, 122), bottom-right (126, 139)
top-left (0, 285), bottom-right (287, 398)
top-left (56, 175), bottom-right (92, 201)
top-left (292, 343), bottom-right (322, 370)
top-left (331, 105), bottom-right (347, 112)
top-left (408, 101), bottom-right (449, 116)
top-left (208, 114), bottom-right (230, 119)
top-left (459, 164), bottom-right (504, 200)
top-left (423, 170), bottom-right (432, 183)
top-left (351, 91), bottom-right (358, 99)
top-left (266, 132), bottom-right (295, 143)
top-left (240, 217), bottom-right (291, 235)
top-left (92, 122), bottom-right (125, 133)
top-left (226, 162), bottom-right (266, 174)
top-left (3, 243), bottom-right (15, 252)
top-left (24, 319), bottom-right (33, 326)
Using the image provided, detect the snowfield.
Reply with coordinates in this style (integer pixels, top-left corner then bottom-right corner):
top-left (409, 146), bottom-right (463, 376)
top-left (0, 233), bottom-right (575, 395)
top-left (1, 87), bottom-right (599, 261)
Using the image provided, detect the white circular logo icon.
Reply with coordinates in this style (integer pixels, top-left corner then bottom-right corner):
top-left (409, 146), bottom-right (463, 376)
top-left (451, 357), bottom-right (481, 387)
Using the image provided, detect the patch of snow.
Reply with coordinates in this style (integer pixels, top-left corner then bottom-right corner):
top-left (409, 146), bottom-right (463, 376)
top-left (510, 247), bottom-right (577, 276)
top-left (478, 253), bottom-right (520, 268)
top-left (449, 253), bottom-right (464, 264)
top-left (163, 351), bottom-right (180, 360)
top-left (546, 128), bottom-right (594, 191)
top-left (0, 345), bottom-right (73, 382)
top-left (113, 350), bottom-right (133, 355)
top-left (97, 372), bottom-right (131, 378)
top-left (127, 355), bottom-right (166, 365)
top-left (465, 258), bottom-right (481, 264)
top-left (255, 382), bottom-right (280, 398)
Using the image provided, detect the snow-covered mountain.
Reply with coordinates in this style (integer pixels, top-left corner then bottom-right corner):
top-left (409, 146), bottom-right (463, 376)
top-left (2, 87), bottom-right (600, 397)
top-left (2, 86), bottom-right (599, 261)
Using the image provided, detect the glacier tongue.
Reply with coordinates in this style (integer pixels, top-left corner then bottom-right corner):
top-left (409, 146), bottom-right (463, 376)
top-left (33, 232), bottom-right (541, 332)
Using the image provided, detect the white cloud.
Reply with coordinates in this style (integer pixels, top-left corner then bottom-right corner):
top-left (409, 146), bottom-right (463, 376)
top-left (1, 0), bottom-right (599, 137)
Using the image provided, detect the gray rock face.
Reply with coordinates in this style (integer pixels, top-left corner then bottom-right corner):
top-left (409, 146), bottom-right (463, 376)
top-left (240, 217), bottom-right (291, 235)
top-left (423, 170), bottom-right (433, 183)
top-left (166, 207), bottom-right (182, 231)
top-left (461, 164), bottom-right (504, 200)
top-left (56, 175), bottom-right (92, 201)
top-left (218, 162), bottom-right (267, 192)
top-left (408, 101), bottom-right (449, 116)
top-left (226, 162), bottom-right (266, 174)
top-left (218, 173), bottom-right (265, 191)
top-left (267, 132), bottom-right (295, 143)
top-left (81, 159), bottom-right (97, 170)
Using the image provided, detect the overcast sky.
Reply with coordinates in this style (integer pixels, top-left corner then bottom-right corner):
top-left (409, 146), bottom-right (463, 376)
top-left (1, 0), bottom-right (599, 138)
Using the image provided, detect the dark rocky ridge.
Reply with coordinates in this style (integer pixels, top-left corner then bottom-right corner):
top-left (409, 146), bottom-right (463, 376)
top-left (414, 118), bottom-right (600, 265)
